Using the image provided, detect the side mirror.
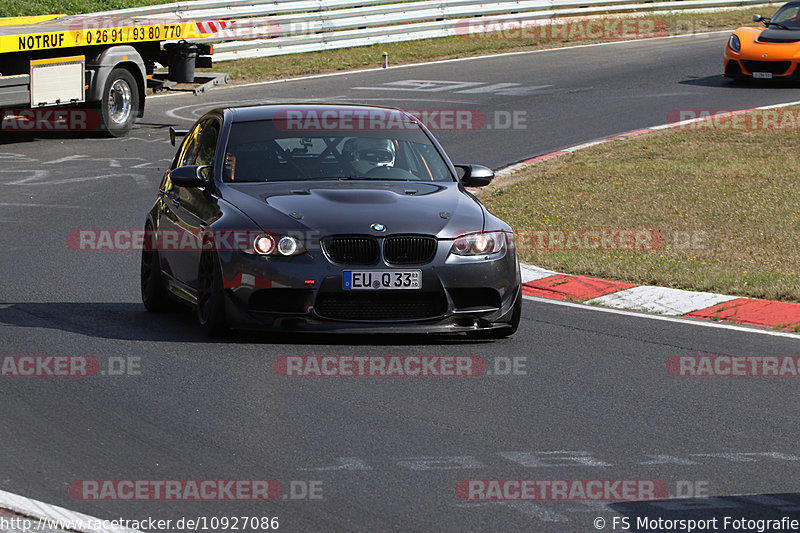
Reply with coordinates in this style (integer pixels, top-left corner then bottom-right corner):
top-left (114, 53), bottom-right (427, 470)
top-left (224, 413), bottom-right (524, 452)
top-left (753, 14), bottom-right (761, 21)
top-left (169, 127), bottom-right (189, 146)
top-left (455, 164), bottom-right (494, 187)
top-left (170, 165), bottom-right (210, 187)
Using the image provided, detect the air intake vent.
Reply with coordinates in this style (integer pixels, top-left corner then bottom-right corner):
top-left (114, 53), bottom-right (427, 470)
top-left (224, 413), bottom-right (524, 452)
top-left (384, 235), bottom-right (437, 265)
top-left (314, 292), bottom-right (447, 321)
top-left (742, 60), bottom-right (791, 75)
top-left (322, 236), bottom-right (379, 265)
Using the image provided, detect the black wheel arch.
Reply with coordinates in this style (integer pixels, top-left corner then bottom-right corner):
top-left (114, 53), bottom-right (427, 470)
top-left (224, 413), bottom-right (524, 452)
top-left (86, 46), bottom-right (147, 117)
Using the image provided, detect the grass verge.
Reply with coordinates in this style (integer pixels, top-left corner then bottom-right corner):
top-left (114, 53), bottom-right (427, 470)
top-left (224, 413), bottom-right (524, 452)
top-left (478, 110), bottom-right (800, 302)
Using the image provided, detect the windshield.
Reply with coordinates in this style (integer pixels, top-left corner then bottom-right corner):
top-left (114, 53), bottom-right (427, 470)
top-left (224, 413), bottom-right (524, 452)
top-left (770, 4), bottom-right (800, 28)
top-left (222, 116), bottom-right (455, 183)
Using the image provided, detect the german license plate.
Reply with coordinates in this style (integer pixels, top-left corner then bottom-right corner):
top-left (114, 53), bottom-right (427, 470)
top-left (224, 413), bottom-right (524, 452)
top-left (753, 72), bottom-right (773, 79)
top-left (343, 270), bottom-right (421, 290)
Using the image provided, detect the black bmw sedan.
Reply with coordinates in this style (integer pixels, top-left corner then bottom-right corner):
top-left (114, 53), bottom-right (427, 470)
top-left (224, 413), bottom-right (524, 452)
top-left (141, 104), bottom-right (521, 337)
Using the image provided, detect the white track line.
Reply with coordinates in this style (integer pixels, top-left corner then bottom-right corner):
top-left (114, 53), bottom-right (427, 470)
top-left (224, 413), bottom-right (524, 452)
top-left (0, 489), bottom-right (140, 533)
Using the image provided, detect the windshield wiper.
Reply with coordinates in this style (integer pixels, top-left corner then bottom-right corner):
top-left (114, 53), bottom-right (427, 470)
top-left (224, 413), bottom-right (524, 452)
top-left (768, 21), bottom-right (792, 30)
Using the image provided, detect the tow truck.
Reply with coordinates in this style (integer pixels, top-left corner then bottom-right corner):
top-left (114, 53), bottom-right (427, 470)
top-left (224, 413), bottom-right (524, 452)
top-left (0, 13), bottom-right (230, 136)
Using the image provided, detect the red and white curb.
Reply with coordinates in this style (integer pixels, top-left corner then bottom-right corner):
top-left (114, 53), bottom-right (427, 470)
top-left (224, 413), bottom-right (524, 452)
top-left (0, 489), bottom-right (140, 533)
top-left (521, 264), bottom-right (800, 332)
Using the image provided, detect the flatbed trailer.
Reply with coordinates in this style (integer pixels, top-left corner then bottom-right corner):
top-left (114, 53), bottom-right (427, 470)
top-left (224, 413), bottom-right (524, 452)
top-left (0, 14), bottom-right (229, 136)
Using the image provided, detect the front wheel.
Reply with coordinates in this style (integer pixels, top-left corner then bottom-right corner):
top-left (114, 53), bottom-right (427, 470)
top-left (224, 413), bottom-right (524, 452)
top-left (99, 68), bottom-right (139, 137)
top-left (197, 252), bottom-right (229, 336)
top-left (141, 225), bottom-right (171, 312)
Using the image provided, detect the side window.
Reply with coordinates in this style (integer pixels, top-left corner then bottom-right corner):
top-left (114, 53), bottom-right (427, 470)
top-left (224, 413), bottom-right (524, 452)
top-left (195, 120), bottom-right (219, 181)
top-left (175, 119), bottom-right (219, 182)
top-left (176, 119), bottom-right (219, 169)
top-left (177, 124), bottom-right (202, 168)
top-left (195, 121), bottom-right (219, 168)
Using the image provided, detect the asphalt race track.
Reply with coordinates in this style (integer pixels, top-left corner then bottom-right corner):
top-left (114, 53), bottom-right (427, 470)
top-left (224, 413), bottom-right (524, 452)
top-left (1, 33), bottom-right (799, 532)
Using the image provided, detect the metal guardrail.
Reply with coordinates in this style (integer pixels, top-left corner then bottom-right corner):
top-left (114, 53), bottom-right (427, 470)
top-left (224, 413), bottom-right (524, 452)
top-left (93, 0), bottom-right (774, 62)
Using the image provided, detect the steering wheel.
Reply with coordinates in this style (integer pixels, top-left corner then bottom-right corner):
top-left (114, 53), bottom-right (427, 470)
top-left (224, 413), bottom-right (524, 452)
top-left (365, 166), bottom-right (417, 179)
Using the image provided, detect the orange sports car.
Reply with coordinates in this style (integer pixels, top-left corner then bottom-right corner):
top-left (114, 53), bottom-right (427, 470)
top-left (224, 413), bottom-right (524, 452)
top-left (724, 1), bottom-right (800, 80)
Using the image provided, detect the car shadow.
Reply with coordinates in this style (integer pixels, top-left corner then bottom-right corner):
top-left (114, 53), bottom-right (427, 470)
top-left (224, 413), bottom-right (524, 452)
top-left (680, 74), bottom-right (800, 88)
top-left (0, 131), bottom-right (109, 144)
top-left (0, 301), bottom-right (487, 345)
top-left (610, 493), bottom-right (800, 531)
top-left (0, 124), bottom-right (174, 145)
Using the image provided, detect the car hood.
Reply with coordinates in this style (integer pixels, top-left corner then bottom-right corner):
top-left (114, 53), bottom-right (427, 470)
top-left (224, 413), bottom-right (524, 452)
top-left (221, 181), bottom-right (486, 238)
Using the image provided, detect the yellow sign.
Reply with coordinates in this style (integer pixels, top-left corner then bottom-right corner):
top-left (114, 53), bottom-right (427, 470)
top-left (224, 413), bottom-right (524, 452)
top-left (0, 21), bottom-right (212, 54)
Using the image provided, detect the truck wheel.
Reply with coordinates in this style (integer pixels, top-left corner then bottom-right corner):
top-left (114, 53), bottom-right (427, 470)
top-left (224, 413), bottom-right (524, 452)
top-left (100, 68), bottom-right (139, 137)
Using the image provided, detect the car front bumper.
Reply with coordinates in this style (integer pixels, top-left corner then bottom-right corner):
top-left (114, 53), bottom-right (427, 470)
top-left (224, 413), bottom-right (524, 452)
top-left (724, 51), bottom-right (800, 78)
top-left (217, 241), bottom-right (521, 333)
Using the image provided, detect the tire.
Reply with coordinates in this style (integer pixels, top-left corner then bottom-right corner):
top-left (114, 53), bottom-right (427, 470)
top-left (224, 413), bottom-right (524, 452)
top-left (467, 287), bottom-right (522, 340)
top-left (140, 224), bottom-right (171, 312)
top-left (99, 68), bottom-right (139, 137)
top-left (197, 252), bottom-right (229, 336)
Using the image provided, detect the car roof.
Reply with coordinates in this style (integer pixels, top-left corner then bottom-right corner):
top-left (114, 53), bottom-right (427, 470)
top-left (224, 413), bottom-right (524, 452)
top-left (212, 103), bottom-right (417, 123)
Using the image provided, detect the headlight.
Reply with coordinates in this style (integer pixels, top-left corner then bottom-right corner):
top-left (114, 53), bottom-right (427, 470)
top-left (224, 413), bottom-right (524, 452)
top-left (729, 34), bottom-right (741, 52)
top-left (254, 235), bottom-right (275, 254)
top-left (450, 231), bottom-right (506, 256)
top-left (277, 236), bottom-right (300, 256)
top-left (252, 234), bottom-right (305, 256)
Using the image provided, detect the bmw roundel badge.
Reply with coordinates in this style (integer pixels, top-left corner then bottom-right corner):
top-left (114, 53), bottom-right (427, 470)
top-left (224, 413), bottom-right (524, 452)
top-left (371, 223), bottom-right (386, 232)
